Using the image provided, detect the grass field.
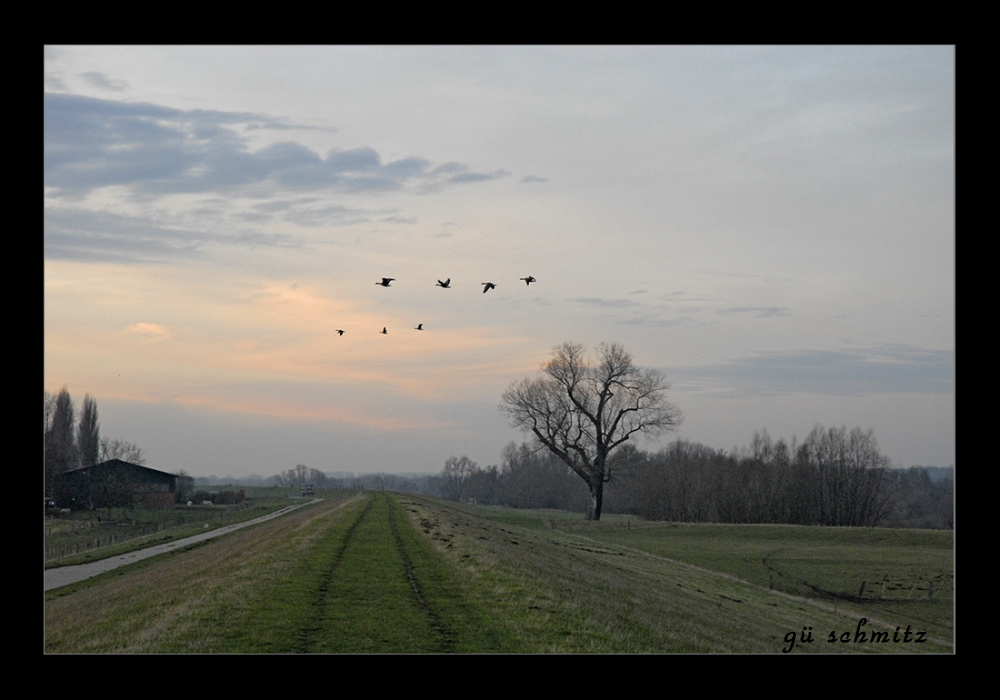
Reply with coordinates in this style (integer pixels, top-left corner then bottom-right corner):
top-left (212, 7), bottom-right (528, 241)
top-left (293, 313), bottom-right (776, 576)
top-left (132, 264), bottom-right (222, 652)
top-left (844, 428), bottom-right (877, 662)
top-left (45, 491), bottom-right (518, 653)
top-left (44, 491), bottom-right (953, 653)
top-left (466, 507), bottom-right (953, 647)
top-left (44, 488), bottom-right (304, 567)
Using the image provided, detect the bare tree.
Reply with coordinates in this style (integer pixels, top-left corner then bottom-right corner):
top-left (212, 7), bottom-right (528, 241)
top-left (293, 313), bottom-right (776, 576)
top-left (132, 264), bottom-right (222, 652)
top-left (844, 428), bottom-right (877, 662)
top-left (795, 425), bottom-right (893, 527)
top-left (98, 436), bottom-right (146, 465)
top-left (499, 441), bottom-right (589, 511)
top-left (500, 342), bottom-right (682, 520)
top-left (441, 455), bottom-right (477, 502)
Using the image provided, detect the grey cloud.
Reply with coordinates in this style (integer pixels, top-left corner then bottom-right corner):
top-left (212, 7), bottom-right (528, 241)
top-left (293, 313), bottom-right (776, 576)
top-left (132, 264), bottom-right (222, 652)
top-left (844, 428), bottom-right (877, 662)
top-left (45, 73), bottom-right (68, 92)
top-left (381, 157), bottom-right (432, 180)
top-left (669, 345), bottom-right (953, 396)
top-left (44, 207), bottom-right (300, 263)
top-left (244, 121), bottom-right (337, 133)
top-left (446, 169), bottom-right (510, 184)
top-left (718, 306), bottom-right (794, 318)
top-left (204, 197), bottom-right (374, 228)
top-left (44, 93), bottom-right (503, 197)
top-left (80, 71), bottom-right (128, 92)
top-left (326, 146), bottom-right (382, 173)
top-left (419, 162), bottom-right (510, 190)
top-left (521, 175), bottom-right (548, 183)
top-left (572, 297), bottom-right (638, 308)
top-left (616, 314), bottom-right (696, 328)
top-left (430, 162), bottom-right (467, 175)
top-left (280, 205), bottom-right (374, 228)
top-left (573, 297), bottom-right (703, 327)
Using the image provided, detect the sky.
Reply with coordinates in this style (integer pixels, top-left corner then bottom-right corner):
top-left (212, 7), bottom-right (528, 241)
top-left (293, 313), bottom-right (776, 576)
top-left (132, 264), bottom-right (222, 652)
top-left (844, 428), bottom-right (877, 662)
top-left (44, 46), bottom-right (955, 479)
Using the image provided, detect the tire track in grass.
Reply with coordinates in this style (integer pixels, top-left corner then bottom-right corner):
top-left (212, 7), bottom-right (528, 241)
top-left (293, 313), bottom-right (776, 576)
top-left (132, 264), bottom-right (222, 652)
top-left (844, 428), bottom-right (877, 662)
top-left (387, 494), bottom-right (454, 652)
top-left (295, 494), bottom-right (375, 653)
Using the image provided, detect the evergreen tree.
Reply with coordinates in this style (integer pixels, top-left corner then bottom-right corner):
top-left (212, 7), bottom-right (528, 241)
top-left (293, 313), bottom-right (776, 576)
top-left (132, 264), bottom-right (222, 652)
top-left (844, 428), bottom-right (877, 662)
top-left (44, 386), bottom-right (78, 498)
top-left (78, 394), bottom-right (100, 467)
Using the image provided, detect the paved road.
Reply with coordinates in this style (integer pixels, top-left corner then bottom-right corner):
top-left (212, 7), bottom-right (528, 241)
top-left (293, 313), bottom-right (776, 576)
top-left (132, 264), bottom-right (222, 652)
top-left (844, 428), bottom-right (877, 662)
top-left (44, 498), bottom-right (323, 592)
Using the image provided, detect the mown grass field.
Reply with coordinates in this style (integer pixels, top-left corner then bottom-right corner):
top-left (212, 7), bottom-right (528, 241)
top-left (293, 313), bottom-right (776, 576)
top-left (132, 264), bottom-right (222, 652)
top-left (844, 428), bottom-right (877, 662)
top-left (44, 491), bottom-right (953, 653)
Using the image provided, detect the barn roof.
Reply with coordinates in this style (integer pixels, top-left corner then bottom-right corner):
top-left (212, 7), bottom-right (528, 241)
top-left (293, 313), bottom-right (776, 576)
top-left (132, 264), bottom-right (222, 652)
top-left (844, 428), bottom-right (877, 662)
top-left (64, 460), bottom-right (177, 483)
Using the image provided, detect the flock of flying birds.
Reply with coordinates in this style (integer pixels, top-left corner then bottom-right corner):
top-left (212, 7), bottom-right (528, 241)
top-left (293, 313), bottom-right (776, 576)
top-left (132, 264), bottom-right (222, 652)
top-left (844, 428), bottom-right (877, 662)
top-left (334, 275), bottom-right (537, 336)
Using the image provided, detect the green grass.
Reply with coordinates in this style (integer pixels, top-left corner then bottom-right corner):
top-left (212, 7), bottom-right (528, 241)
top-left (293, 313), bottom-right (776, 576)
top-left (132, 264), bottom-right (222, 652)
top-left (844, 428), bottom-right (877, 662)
top-left (399, 498), bottom-right (953, 653)
top-left (45, 491), bottom-right (361, 652)
top-left (45, 492), bottom-right (519, 653)
top-left (44, 493), bottom-right (953, 653)
top-left (550, 518), bottom-right (954, 644)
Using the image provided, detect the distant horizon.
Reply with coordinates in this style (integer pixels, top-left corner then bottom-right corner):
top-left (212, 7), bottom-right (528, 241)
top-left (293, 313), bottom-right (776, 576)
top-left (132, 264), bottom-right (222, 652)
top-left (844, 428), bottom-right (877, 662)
top-left (186, 460), bottom-right (955, 485)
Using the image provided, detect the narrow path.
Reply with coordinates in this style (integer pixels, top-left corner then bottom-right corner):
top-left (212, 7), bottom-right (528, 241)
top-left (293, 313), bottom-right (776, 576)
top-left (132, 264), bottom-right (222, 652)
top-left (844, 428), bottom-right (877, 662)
top-left (295, 495), bottom-right (374, 653)
top-left (44, 498), bottom-right (325, 592)
top-left (294, 493), bottom-right (452, 653)
top-left (388, 494), bottom-right (453, 652)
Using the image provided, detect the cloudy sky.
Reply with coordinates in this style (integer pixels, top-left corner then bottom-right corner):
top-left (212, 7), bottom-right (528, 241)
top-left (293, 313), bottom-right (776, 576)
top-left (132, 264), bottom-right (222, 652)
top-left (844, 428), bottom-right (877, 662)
top-left (44, 46), bottom-right (954, 478)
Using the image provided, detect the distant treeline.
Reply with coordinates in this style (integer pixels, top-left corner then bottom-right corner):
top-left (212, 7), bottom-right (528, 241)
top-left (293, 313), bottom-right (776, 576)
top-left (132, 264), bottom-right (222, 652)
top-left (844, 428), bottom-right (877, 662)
top-left (201, 426), bottom-right (951, 530)
top-left (198, 469), bottom-right (443, 496)
top-left (437, 427), bottom-right (953, 530)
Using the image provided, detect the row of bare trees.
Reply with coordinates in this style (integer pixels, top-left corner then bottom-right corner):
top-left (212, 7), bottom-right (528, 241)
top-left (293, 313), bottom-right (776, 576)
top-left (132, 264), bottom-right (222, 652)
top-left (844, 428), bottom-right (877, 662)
top-left (439, 431), bottom-right (948, 528)
top-left (607, 427), bottom-right (896, 527)
top-left (439, 446), bottom-right (589, 510)
top-left (269, 463), bottom-right (330, 488)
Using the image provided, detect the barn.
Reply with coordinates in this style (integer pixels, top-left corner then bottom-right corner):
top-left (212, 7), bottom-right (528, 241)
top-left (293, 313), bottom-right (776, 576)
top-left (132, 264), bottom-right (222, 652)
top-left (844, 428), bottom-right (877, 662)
top-left (60, 460), bottom-right (179, 510)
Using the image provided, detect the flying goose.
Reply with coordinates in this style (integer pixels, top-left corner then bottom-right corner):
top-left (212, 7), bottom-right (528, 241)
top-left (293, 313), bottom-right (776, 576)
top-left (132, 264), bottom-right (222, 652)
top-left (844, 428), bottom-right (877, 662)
top-left (381, 327), bottom-right (388, 334)
top-left (482, 282), bottom-right (496, 293)
top-left (520, 276), bottom-right (536, 285)
top-left (436, 278), bottom-right (451, 288)
top-left (376, 278), bottom-right (394, 287)
top-left (415, 323), bottom-right (424, 330)
top-left (335, 329), bottom-right (345, 336)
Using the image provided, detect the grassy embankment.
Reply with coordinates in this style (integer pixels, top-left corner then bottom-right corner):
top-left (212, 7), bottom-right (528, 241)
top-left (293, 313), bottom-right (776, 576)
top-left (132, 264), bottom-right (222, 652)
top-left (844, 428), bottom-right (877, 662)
top-left (45, 491), bottom-right (518, 653)
top-left (400, 496), bottom-right (952, 653)
top-left (568, 515), bottom-right (954, 645)
top-left (45, 491), bottom-right (953, 653)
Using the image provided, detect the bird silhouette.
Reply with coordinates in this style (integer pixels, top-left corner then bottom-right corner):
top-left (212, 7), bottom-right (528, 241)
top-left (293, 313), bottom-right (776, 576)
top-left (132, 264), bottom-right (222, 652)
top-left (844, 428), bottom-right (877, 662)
top-left (520, 276), bottom-right (536, 285)
top-left (415, 323), bottom-right (424, 330)
top-left (381, 327), bottom-right (388, 334)
top-left (376, 278), bottom-right (394, 287)
top-left (436, 278), bottom-right (451, 288)
top-left (335, 329), bottom-right (345, 336)
top-left (482, 282), bottom-right (496, 293)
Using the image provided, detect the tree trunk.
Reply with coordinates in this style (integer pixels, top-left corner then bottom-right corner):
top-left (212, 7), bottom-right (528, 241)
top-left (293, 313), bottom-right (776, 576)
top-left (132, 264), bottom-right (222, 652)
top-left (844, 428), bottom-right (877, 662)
top-left (586, 477), bottom-right (605, 521)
